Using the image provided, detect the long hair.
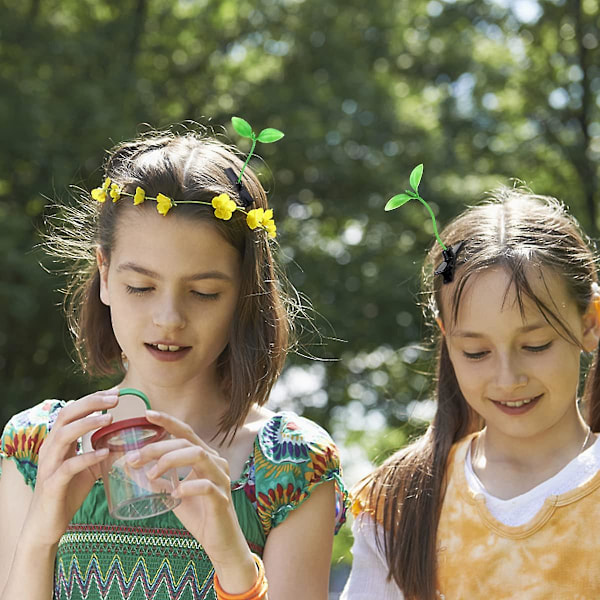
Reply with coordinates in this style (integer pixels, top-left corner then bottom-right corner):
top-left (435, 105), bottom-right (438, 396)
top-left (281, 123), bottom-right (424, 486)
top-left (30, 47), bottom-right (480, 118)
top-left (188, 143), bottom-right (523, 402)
top-left (363, 188), bottom-right (599, 599)
top-left (45, 128), bottom-right (291, 441)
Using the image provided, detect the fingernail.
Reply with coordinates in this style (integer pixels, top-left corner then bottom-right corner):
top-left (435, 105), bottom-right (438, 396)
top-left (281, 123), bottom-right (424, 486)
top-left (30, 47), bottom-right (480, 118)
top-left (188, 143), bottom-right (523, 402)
top-left (127, 451), bottom-right (141, 463)
top-left (147, 466), bottom-right (158, 479)
top-left (172, 488), bottom-right (181, 498)
top-left (96, 448), bottom-right (109, 456)
top-left (103, 396), bottom-right (118, 405)
top-left (146, 410), bottom-right (159, 418)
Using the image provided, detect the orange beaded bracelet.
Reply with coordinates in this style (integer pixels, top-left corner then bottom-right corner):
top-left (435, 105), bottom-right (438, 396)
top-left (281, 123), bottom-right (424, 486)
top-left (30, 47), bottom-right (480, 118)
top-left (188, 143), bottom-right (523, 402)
top-left (213, 553), bottom-right (268, 600)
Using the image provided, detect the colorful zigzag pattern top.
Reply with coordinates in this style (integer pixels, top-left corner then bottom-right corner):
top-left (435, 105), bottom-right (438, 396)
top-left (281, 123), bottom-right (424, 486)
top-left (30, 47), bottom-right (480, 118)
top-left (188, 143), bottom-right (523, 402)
top-left (1, 400), bottom-right (347, 600)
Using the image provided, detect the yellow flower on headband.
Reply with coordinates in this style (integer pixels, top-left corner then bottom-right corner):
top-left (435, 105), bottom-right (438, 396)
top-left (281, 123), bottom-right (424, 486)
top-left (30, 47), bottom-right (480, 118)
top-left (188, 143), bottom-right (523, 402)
top-left (212, 193), bottom-right (237, 221)
top-left (133, 187), bottom-right (146, 205)
top-left (110, 182), bottom-right (121, 202)
top-left (247, 208), bottom-right (277, 238)
top-left (264, 220), bottom-right (276, 239)
top-left (91, 177), bottom-right (111, 203)
top-left (156, 193), bottom-right (173, 216)
top-left (262, 209), bottom-right (276, 239)
top-left (246, 208), bottom-right (264, 230)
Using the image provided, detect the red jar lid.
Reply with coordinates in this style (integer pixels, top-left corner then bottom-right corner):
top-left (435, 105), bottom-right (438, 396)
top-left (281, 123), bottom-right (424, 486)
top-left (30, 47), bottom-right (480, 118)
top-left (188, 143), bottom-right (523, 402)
top-left (91, 417), bottom-right (165, 450)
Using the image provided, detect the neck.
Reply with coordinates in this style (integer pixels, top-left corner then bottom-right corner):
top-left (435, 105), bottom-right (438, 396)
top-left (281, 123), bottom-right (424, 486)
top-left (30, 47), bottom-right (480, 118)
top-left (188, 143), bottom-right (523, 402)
top-left (478, 410), bottom-right (591, 474)
top-left (118, 369), bottom-right (228, 440)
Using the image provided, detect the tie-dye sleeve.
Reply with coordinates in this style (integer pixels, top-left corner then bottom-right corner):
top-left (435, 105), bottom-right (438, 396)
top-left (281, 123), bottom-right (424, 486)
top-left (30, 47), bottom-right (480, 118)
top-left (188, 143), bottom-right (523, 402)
top-left (252, 411), bottom-right (348, 536)
top-left (0, 400), bottom-right (65, 488)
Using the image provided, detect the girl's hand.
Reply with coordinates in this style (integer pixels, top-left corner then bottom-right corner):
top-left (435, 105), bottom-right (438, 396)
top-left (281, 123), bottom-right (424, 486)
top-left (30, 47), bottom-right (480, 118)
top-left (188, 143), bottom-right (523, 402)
top-left (23, 389), bottom-right (118, 548)
top-left (132, 410), bottom-right (257, 589)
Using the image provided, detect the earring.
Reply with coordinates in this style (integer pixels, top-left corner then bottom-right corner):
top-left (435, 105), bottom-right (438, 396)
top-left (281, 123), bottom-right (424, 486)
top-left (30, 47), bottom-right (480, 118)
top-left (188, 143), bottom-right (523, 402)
top-left (121, 352), bottom-right (129, 371)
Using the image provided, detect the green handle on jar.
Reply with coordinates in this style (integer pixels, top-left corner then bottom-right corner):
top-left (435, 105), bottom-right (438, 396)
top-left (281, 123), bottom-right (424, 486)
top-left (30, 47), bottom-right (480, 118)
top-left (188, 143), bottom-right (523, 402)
top-left (102, 387), bottom-right (151, 414)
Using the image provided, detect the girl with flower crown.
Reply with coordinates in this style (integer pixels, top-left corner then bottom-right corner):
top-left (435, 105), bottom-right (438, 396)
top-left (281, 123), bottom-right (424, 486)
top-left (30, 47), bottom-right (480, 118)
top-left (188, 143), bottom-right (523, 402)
top-left (342, 186), bottom-right (600, 599)
top-left (0, 124), bottom-right (347, 600)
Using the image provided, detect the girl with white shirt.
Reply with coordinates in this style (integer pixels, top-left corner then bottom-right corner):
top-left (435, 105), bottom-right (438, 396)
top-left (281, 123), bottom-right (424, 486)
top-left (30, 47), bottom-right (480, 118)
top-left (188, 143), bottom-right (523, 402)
top-left (342, 188), bottom-right (600, 599)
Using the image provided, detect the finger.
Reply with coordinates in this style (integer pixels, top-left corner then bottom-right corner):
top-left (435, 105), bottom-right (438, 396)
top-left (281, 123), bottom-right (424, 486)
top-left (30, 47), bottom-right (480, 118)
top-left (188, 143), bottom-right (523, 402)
top-left (47, 448), bottom-right (109, 488)
top-left (53, 390), bottom-right (119, 428)
top-left (125, 438), bottom-right (193, 466)
top-left (40, 413), bottom-right (113, 465)
top-left (147, 446), bottom-right (230, 486)
top-left (172, 478), bottom-right (229, 501)
top-left (145, 410), bottom-right (217, 455)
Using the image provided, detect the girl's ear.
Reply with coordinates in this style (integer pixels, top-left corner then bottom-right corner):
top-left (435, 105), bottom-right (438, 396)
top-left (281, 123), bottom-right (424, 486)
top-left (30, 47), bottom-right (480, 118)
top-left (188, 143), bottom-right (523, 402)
top-left (96, 246), bottom-right (110, 307)
top-left (582, 294), bottom-right (600, 352)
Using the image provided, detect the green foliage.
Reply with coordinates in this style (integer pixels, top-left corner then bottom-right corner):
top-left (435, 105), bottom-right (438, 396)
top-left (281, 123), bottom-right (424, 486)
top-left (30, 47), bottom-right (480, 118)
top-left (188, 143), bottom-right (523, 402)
top-left (1, 0), bottom-right (600, 495)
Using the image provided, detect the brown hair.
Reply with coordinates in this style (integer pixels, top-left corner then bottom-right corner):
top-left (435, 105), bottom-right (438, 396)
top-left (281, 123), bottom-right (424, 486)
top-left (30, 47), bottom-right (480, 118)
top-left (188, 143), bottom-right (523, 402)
top-left (46, 128), bottom-right (291, 440)
top-left (362, 188), bottom-right (599, 599)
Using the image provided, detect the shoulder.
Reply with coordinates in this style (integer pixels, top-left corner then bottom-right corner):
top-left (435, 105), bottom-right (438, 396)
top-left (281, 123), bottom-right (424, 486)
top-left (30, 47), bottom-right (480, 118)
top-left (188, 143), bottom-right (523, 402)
top-left (350, 433), bottom-right (475, 524)
top-left (253, 411), bottom-right (348, 534)
top-left (257, 411), bottom-right (340, 463)
top-left (350, 470), bottom-right (382, 524)
top-left (1, 400), bottom-right (65, 488)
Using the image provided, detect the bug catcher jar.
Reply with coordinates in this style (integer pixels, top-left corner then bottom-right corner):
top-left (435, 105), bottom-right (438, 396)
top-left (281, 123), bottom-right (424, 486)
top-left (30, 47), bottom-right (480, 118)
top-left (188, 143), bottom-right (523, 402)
top-left (91, 388), bottom-right (181, 520)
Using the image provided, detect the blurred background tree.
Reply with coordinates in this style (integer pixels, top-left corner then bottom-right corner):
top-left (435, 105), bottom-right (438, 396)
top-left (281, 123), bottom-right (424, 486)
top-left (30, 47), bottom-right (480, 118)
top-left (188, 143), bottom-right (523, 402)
top-left (1, 0), bottom-right (600, 586)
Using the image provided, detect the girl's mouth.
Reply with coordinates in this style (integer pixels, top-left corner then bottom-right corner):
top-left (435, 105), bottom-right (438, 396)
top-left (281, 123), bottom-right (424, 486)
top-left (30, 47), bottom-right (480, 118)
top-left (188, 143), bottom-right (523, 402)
top-left (149, 343), bottom-right (186, 352)
top-left (145, 343), bottom-right (191, 361)
top-left (492, 394), bottom-right (542, 414)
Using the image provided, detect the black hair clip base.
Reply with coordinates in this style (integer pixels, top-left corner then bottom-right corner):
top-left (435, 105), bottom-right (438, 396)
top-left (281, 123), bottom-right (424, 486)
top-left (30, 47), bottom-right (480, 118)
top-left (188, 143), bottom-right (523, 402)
top-left (225, 167), bottom-right (254, 208)
top-left (434, 241), bottom-right (465, 284)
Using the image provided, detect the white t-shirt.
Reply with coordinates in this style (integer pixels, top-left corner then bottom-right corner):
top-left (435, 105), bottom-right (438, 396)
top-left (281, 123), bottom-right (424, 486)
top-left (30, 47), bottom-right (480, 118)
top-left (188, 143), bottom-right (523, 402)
top-left (464, 435), bottom-right (600, 526)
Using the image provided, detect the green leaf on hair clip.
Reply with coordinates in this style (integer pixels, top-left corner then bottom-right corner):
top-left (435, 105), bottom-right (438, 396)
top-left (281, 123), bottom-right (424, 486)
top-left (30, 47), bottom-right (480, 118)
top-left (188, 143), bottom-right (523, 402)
top-left (232, 117), bottom-right (254, 139)
top-left (385, 193), bottom-right (412, 211)
top-left (409, 163), bottom-right (424, 192)
top-left (385, 164), bottom-right (447, 251)
top-left (232, 116), bottom-right (286, 185)
top-left (257, 128), bottom-right (285, 143)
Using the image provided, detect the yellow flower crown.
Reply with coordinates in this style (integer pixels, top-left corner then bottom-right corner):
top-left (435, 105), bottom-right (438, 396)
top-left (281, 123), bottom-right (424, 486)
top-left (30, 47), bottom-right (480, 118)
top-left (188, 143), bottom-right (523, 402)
top-left (91, 177), bottom-right (276, 238)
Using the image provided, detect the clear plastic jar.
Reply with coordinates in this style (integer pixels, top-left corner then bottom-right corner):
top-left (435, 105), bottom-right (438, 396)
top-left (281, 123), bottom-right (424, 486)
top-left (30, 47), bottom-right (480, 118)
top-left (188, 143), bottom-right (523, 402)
top-left (91, 390), bottom-right (181, 520)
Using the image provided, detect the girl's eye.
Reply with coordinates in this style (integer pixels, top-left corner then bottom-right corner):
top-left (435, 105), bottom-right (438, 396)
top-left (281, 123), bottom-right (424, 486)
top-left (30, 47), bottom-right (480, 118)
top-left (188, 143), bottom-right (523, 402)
top-left (191, 291), bottom-right (219, 300)
top-left (126, 285), bottom-right (153, 295)
top-left (463, 350), bottom-right (489, 360)
top-left (524, 341), bottom-right (552, 353)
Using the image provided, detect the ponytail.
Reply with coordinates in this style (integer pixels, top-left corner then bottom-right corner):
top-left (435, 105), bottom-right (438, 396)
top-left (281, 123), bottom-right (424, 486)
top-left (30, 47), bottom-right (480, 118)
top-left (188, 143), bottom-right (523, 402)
top-left (365, 340), bottom-right (477, 600)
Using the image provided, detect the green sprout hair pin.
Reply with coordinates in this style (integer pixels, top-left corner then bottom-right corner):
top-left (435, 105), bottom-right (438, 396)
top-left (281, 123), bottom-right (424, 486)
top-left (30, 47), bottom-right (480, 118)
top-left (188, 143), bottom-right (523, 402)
top-left (91, 117), bottom-right (284, 239)
top-left (227, 116), bottom-right (284, 207)
top-left (385, 164), bottom-right (464, 283)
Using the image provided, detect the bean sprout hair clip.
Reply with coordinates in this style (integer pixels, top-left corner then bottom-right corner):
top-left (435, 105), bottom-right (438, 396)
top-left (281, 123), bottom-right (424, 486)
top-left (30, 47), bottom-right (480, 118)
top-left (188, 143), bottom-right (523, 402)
top-left (227, 116), bottom-right (284, 208)
top-left (385, 164), bottom-right (464, 284)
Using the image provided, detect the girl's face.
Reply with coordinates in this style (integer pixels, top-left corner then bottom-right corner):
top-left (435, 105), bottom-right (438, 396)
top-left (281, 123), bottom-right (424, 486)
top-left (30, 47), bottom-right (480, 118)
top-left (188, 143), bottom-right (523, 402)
top-left (442, 267), bottom-right (599, 441)
top-left (98, 208), bottom-right (241, 391)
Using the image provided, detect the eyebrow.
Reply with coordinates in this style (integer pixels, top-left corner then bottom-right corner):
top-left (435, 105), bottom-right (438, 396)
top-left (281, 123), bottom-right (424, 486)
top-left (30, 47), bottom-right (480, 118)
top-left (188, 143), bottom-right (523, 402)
top-left (116, 262), bottom-right (232, 281)
top-left (452, 323), bottom-right (549, 338)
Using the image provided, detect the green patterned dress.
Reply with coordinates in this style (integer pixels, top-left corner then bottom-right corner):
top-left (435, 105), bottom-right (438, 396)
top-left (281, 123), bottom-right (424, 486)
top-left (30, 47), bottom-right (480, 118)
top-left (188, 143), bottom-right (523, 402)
top-left (0, 400), bottom-right (348, 600)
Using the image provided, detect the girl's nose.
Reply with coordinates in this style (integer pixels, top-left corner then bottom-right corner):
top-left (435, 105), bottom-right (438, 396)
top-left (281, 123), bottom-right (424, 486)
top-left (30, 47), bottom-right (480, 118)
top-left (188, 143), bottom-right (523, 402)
top-left (494, 354), bottom-right (527, 390)
top-left (152, 295), bottom-right (186, 331)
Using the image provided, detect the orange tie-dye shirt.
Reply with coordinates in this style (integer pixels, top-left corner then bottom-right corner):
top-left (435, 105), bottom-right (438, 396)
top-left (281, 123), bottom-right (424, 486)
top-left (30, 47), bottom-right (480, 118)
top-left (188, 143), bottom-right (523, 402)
top-left (354, 434), bottom-right (600, 599)
top-left (438, 434), bottom-right (600, 598)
